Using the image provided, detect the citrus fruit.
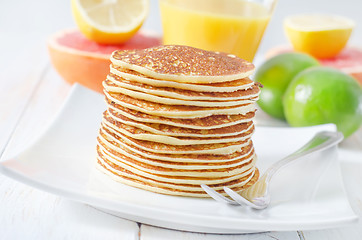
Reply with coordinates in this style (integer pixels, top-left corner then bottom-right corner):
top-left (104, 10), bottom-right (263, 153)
top-left (71, 0), bottom-right (149, 44)
top-left (265, 46), bottom-right (362, 86)
top-left (284, 14), bottom-right (354, 59)
top-left (47, 29), bottom-right (161, 93)
top-left (320, 47), bottom-right (362, 85)
top-left (283, 66), bottom-right (362, 137)
top-left (254, 52), bottom-right (319, 119)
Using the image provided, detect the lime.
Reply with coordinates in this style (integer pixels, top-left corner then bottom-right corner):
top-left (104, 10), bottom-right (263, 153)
top-left (255, 53), bottom-right (319, 119)
top-left (283, 66), bottom-right (362, 137)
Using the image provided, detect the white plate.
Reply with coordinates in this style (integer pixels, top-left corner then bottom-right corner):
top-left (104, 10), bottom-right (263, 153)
top-left (0, 84), bottom-right (358, 234)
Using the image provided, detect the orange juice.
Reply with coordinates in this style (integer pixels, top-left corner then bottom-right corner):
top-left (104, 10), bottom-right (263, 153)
top-left (160, 0), bottom-right (272, 62)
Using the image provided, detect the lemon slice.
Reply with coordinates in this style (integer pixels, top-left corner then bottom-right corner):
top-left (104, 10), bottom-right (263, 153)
top-left (72, 0), bottom-right (149, 44)
top-left (284, 14), bottom-right (354, 59)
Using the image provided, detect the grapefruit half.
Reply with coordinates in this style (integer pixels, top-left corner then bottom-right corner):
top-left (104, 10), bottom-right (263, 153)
top-left (265, 46), bottom-right (362, 85)
top-left (48, 29), bottom-right (161, 93)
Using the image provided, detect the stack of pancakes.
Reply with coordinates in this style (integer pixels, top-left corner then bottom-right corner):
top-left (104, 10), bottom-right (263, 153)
top-left (96, 45), bottom-right (261, 197)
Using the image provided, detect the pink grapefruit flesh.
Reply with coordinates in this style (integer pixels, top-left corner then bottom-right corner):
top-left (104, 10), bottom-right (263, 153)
top-left (48, 29), bottom-right (162, 93)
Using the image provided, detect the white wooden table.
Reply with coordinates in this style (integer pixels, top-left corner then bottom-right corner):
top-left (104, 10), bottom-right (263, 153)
top-left (1, 0), bottom-right (362, 239)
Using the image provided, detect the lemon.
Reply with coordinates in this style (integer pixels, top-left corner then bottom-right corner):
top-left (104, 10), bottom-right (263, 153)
top-left (284, 14), bottom-right (354, 59)
top-left (71, 0), bottom-right (149, 44)
top-left (255, 53), bottom-right (319, 120)
top-left (283, 67), bottom-right (362, 137)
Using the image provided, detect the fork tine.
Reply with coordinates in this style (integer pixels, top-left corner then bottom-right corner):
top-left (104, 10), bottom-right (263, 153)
top-left (223, 187), bottom-right (267, 209)
top-left (201, 184), bottom-right (238, 205)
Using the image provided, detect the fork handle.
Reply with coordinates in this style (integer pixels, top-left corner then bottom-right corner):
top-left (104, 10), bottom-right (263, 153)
top-left (265, 131), bottom-right (344, 182)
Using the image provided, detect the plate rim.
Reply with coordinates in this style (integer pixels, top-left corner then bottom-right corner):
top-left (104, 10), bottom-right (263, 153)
top-left (0, 162), bottom-right (358, 233)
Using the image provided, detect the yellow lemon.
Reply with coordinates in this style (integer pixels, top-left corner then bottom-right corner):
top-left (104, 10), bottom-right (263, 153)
top-left (71, 0), bottom-right (149, 44)
top-left (284, 14), bottom-right (354, 59)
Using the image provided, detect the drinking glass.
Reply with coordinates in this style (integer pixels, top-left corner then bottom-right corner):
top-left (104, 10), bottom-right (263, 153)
top-left (159, 0), bottom-right (277, 62)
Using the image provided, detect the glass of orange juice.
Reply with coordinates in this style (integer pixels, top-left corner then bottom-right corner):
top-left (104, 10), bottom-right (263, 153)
top-left (159, 0), bottom-right (277, 62)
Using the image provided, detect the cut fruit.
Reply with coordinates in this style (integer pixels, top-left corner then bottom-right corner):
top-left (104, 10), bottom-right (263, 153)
top-left (320, 48), bottom-right (362, 85)
top-left (71, 0), bottom-right (149, 44)
top-left (284, 14), bottom-right (354, 58)
top-left (265, 45), bottom-right (362, 86)
top-left (47, 29), bottom-right (161, 93)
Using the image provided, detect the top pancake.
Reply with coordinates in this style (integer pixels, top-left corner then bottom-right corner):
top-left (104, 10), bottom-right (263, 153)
top-left (111, 45), bottom-right (255, 83)
top-left (110, 66), bottom-right (255, 92)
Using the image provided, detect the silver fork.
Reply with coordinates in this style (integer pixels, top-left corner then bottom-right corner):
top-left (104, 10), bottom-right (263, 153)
top-left (201, 131), bottom-right (344, 210)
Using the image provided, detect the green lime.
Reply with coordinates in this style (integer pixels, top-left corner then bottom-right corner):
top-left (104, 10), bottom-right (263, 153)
top-left (283, 66), bottom-right (362, 137)
top-left (255, 53), bottom-right (319, 119)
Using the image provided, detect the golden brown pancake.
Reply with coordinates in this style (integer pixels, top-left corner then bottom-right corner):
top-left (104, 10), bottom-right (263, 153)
top-left (105, 91), bottom-right (256, 118)
top-left (100, 123), bottom-right (252, 155)
top-left (97, 136), bottom-right (255, 169)
top-left (97, 132), bottom-right (255, 163)
top-left (95, 45), bottom-right (260, 198)
top-left (105, 84), bottom-right (258, 108)
top-left (108, 104), bottom-right (256, 129)
top-left (106, 73), bottom-right (261, 101)
top-left (102, 111), bottom-right (255, 145)
top-left (97, 145), bottom-right (256, 178)
top-left (111, 45), bottom-right (255, 83)
top-left (97, 158), bottom-right (259, 197)
top-left (110, 66), bottom-right (255, 92)
top-left (97, 147), bottom-right (255, 184)
top-left (107, 109), bottom-right (254, 137)
top-left (103, 79), bottom-right (258, 107)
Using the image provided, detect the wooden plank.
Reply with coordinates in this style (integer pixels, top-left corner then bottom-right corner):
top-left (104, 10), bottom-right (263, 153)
top-left (0, 44), bottom-right (48, 157)
top-left (300, 223), bottom-right (362, 240)
top-left (0, 62), bottom-right (140, 239)
top-left (1, 65), bottom-right (71, 157)
top-left (140, 225), bottom-right (300, 240)
top-left (0, 175), bottom-right (139, 240)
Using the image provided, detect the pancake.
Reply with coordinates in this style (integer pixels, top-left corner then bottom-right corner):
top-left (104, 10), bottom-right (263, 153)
top-left (97, 149), bottom-right (255, 185)
top-left (108, 105), bottom-right (256, 130)
top-left (110, 66), bottom-right (255, 92)
top-left (102, 111), bottom-right (255, 145)
top-left (107, 73), bottom-right (261, 101)
top-left (95, 45), bottom-right (260, 198)
top-left (100, 125), bottom-right (251, 155)
top-left (97, 137), bottom-right (255, 169)
top-left (103, 79), bottom-right (258, 107)
top-left (110, 45), bottom-right (255, 83)
top-left (97, 145), bottom-right (256, 178)
top-left (107, 109), bottom-right (253, 137)
top-left (97, 159), bottom-right (259, 197)
top-left (105, 91), bottom-right (256, 118)
top-left (98, 133), bottom-right (255, 163)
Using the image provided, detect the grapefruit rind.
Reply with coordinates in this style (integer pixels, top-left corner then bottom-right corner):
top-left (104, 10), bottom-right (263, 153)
top-left (47, 29), bottom-right (161, 93)
top-left (48, 29), bottom-right (110, 60)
